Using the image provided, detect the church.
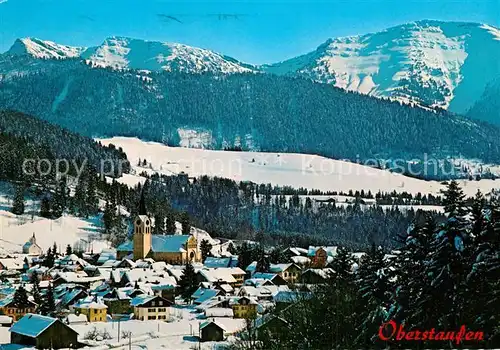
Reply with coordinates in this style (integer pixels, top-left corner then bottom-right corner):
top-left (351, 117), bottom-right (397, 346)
top-left (116, 193), bottom-right (201, 264)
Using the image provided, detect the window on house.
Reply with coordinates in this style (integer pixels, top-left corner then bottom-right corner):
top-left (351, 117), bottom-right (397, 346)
top-left (148, 316), bottom-right (156, 320)
top-left (159, 301), bottom-right (163, 306)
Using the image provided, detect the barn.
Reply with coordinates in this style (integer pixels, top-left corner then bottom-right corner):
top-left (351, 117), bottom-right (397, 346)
top-left (10, 314), bottom-right (79, 349)
top-left (200, 320), bottom-right (225, 342)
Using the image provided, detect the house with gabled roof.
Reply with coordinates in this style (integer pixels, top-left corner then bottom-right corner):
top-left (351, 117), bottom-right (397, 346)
top-left (9, 313), bottom-right (78, 349)
top-left (130, 295), bottom-right (172, 321)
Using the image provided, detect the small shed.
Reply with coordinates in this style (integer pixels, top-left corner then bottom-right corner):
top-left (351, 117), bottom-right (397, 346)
top-left (200, 320), bottom-right (225, 342)
top-left (10, 313), bottom-right (79, 349)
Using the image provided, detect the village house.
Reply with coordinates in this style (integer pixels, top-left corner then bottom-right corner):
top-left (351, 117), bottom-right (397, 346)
top-left (9, 314), bottom-right (79, 349)
top-left (300, 268), bottom-right (335, 284)
top-left (22, 234), bottom-right (43, 256)
top-left (269, 263), bottom-right (302, 283)
top-left (130, 295), bottom-right (172, 321)
top-left (72, 296), bottom-right (108, 322)
top-left (231, 296), bottom-right (258, 319)
top-left (0, 296), bottom-right (36, 322)
top-left (200, 320), bottom-right (225, 342)
top-left (308, 246), bottom-right (337, 267)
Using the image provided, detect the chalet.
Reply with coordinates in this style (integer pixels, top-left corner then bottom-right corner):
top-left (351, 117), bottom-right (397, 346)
top-left (231, 296), bottom-right (258, 319)
top-left (22, 234), bottom-right (43, 256)
top-left (72, 296), bottom-right (108, 322)
top-left (255, 314), bottom-right (289, 339)
top-left (130, 295), bottom-right (172, 321)
top-left (268, 263), bottom-right (302, 283)
top-left (200, 320), bottom-right (225, 342)
top-left (252, 272), bottom-right (287, 286)
top-left (10, 314), bottom-right (79, 349)
top-left (300, 268), bottom-right (335, 284)
top-left (0, 296), bottom-right (36, 321)
top-left (308, 246), bottom-right (337, 267)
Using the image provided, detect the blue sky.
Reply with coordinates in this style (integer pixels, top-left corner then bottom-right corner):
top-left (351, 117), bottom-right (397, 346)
top-left (0, 0), bottom-right (498, 64)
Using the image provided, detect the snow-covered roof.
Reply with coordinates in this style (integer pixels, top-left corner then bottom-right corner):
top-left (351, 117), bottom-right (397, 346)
top-left (9, 314), bottom-right (76, 338)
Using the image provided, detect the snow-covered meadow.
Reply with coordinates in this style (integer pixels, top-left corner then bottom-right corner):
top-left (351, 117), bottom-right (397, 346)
top-left (99, 137), bottom-right (499, 197)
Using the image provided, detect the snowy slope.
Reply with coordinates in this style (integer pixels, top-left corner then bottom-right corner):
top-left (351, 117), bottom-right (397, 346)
top-left (7, 38), bottom-right (86, 59)
top-left (0, 194), bottom-right (110, 254)
top-left (263, 20), bottom-right (500, 115)
top-left (80, 36), bottom-right (255, 73)
top-left (99, 137), bottom-right (500, 197)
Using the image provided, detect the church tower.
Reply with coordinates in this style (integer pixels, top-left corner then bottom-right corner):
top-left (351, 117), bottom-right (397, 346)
top-left (133, 190), bottom-right (152, 260)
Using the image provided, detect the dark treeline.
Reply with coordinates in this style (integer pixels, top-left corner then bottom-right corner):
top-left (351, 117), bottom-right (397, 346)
top-left (237, 182), bottom-right (500, 349)
top-left (1, 60), bottom-right (500, 174)
top-left (0, 110), bottom-right (130, 181)
top-left (98, 172), bottom-right (445, 250)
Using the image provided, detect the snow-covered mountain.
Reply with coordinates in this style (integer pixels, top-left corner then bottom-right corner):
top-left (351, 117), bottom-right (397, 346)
top-left (81, 36), bottom-right (255, 73)
top-left (4, 36), bottom-right (255, 74)
top-left (1, 20), bottom-right (498, 120)
top-left (8, 38), bottom-right (86, 59)
top-left (263, 20), bottom-right (500, 115)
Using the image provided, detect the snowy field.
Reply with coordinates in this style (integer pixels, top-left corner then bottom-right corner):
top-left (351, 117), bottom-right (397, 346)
top-left (99, 137), bottom-right (499, 197)
top-left (0, 306), bottom-right (244, 350)
top-left (0, 193), bottom-right (110, 255)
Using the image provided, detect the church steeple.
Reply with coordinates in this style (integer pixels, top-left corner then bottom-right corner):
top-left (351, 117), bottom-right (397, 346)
top-left (138, 189), bottom-right (147, 216)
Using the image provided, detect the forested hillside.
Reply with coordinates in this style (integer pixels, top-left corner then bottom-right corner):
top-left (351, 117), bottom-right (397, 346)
top-left (0, 110), bottom-right (130, 181)
top-left (1, 60), bottom-right (500, 167)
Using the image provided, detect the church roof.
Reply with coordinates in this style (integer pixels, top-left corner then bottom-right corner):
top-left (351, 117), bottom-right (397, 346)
top-left (117, 235), bottom-right (191, 253)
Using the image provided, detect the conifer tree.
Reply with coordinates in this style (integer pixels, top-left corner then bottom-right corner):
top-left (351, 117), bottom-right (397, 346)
top-left (154, 212), bottom-right (165, 235)
top-left (51, 176), bottom-right (68, 218)
top-left (200, 239), bottom-right (212, 262)
top-left (329, 246), bottom-right (354, 283)
top-left (180, 211), bottom-right (191, 234)
top-left (40, 283), bottom-right (55, 316)
top-left (13, 285), bottom-right (30, 308)
top-left (179, 261), bottom-right (198, 303)
top-left (165, 213), bottom-right (176, 234)
top-left (255, 246), bottom-right (270, 273)
top-left (11, 185), bottom-right (25, 215)
top-left (355, 245), bottom-right (391, 346)
top-left (30, 271), bottom-right (43, 311)
top-left (66, 244), bottom-right (72, 256)
top-left (44, 247), bottom-right (54, 268)
top-left (39, 196), bottom-right (52, 218)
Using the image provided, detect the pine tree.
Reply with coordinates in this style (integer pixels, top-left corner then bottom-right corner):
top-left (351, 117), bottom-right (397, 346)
top-left (13, 286), bottom-right (29, 308)
top-left (30, 271), bottom-right (43, 311)
top-left (51, 176), bottom-right (68, 218)
top-left (228, 242), bottom-right (237, 255)
top-left (179, 261), bottom-right (198, 303)
top-left (74, 178), bottom-right (87, 217)
top-left (355, 245), bottom-right (391, 346)
top-left (85, 170), bottom-right (99, 217)
top-left (103, 191), bottom-right (117, 234)
top-left (39, 196), bottom-right (52, 218)
top-left (154, 212), bottom-right (165, 235)
top-left (44, 247), bottom-right (54, 268)
top-left (40, 283), bottom-right (55, 316)
top-left (419, 181), bottom-right (470, 331)
top-left (255, 246), bottom-right (270, 273)
top-left (180, 211), bottom-right (191, 234)
top-left (200, 239), bottom-right (212, 262)
top-left (66, 244), bottom-right (72, 256)
top-left (329, 246), bottom-right (354, 283)
top-left (11, 185), bottom-right (25, 215)
top-left (165, 213), bottom-right (176, 234)
top-left (237, 242), bottom-right (254, 270)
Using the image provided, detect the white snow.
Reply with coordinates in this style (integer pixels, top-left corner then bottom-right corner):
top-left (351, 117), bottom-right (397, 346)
top-left (0, 194), bottom-right (110, 255)
top-left (98, 137), bottom-right (500, 197)
top-left (81, 36), bottom-right (254, 74)
top-left (8, 38), bottom-right (86, 59)
top-left (265, 20), bottom-right (500, 114)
